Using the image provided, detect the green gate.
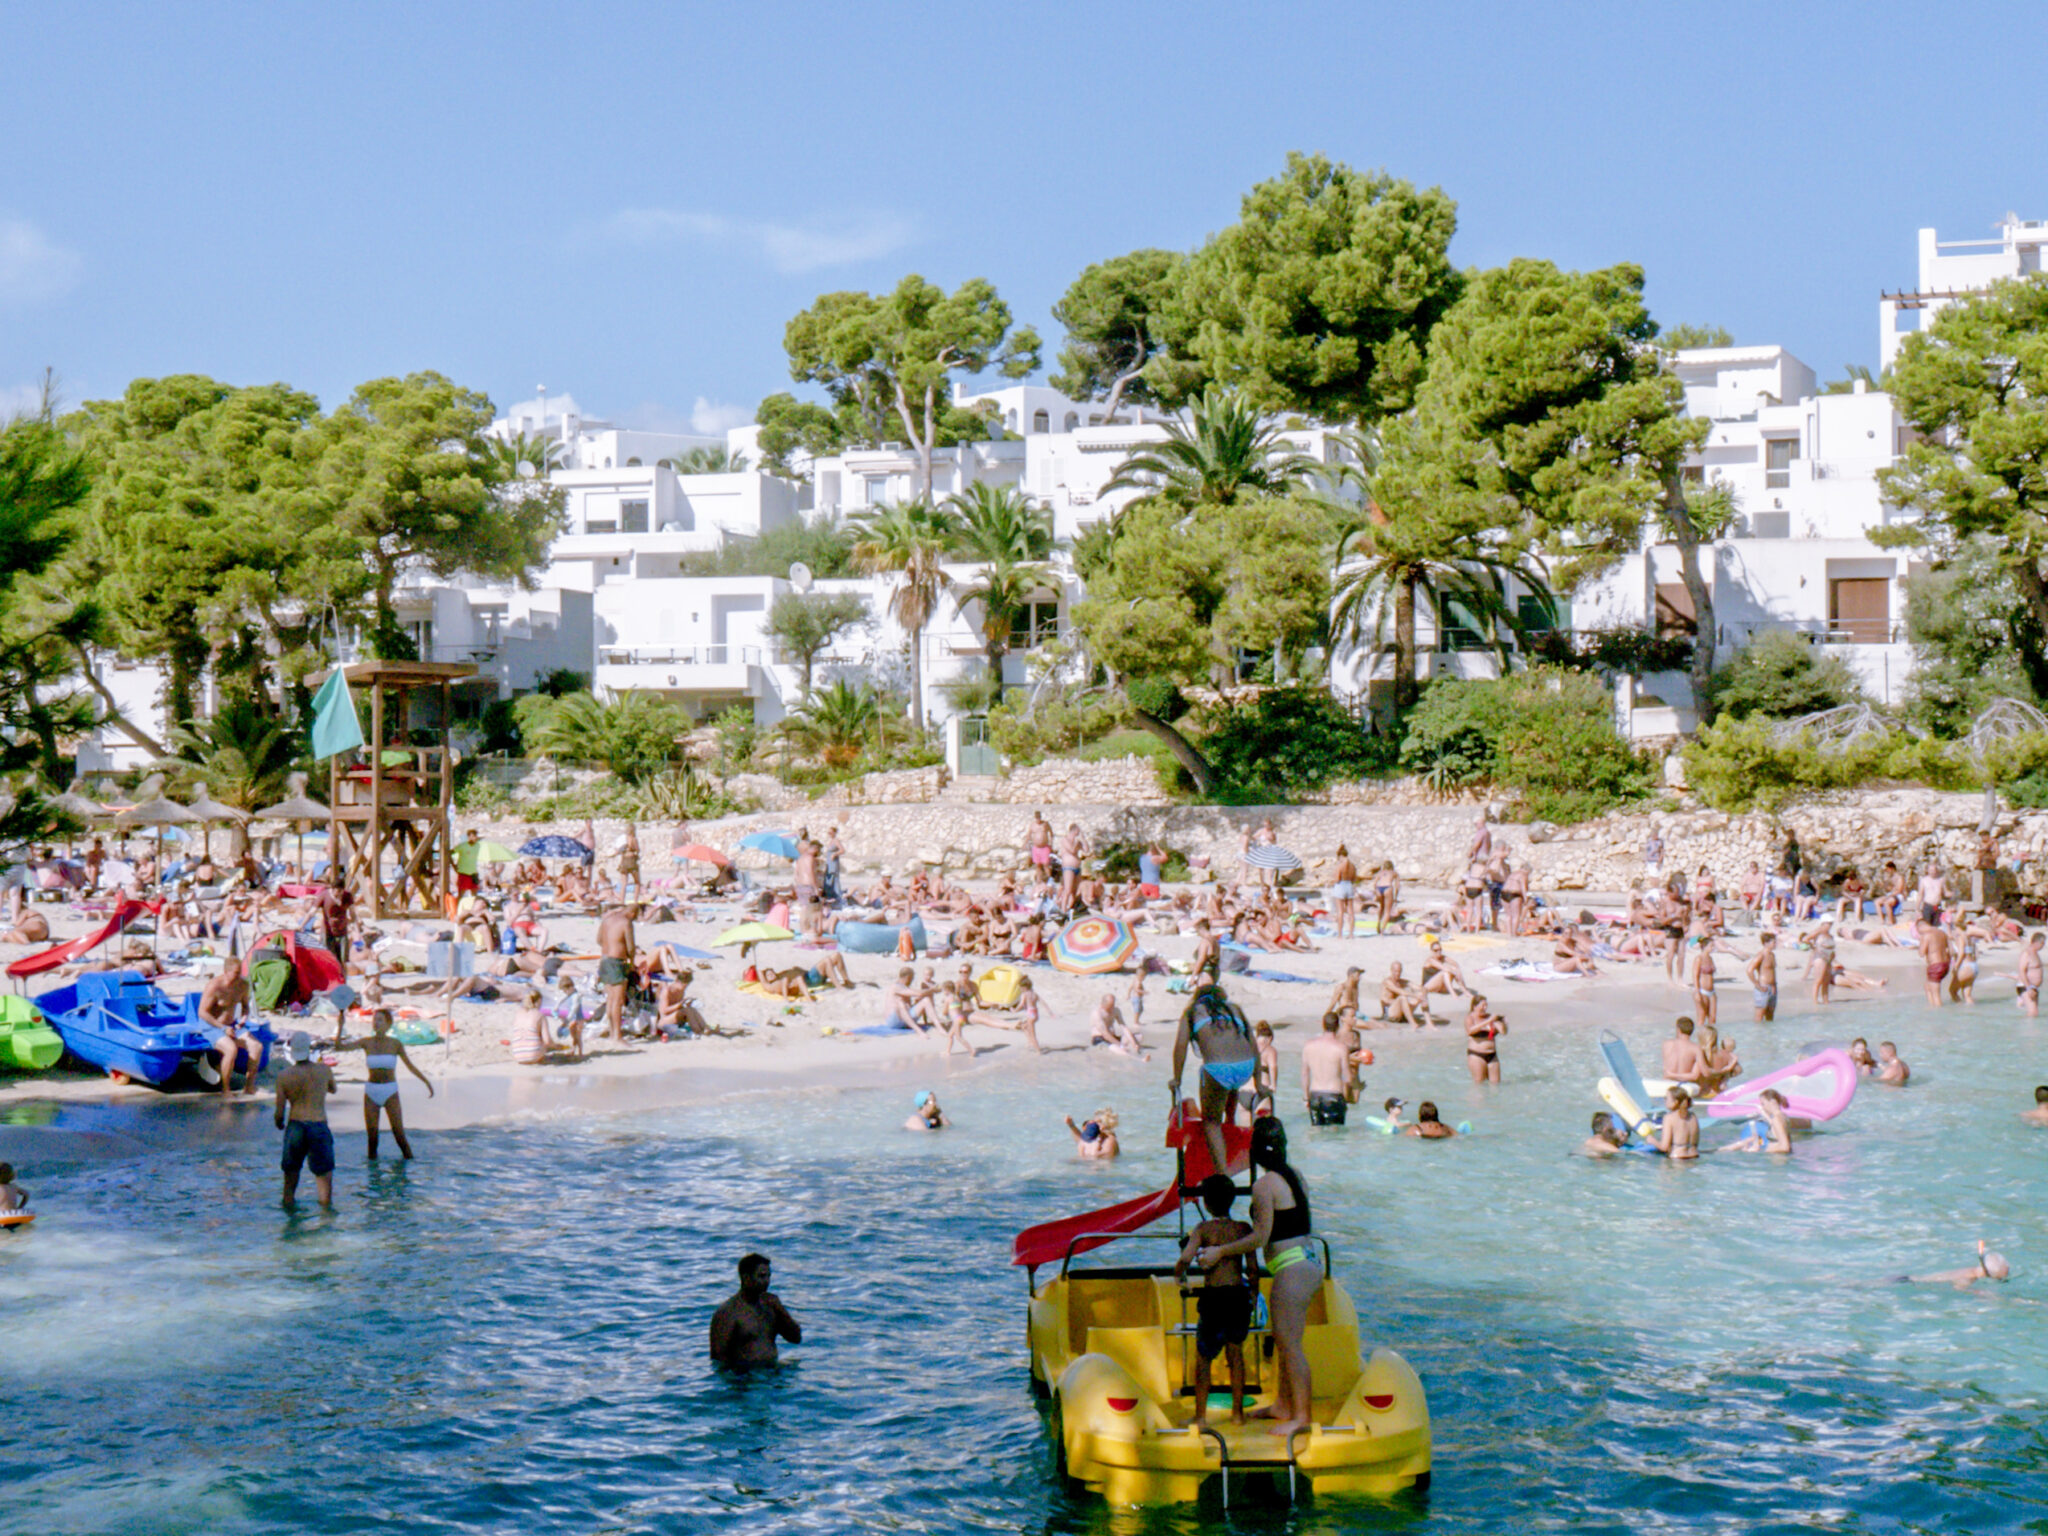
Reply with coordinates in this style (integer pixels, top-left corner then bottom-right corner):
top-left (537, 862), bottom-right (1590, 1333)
top-left (959, 715), bottom-right (999, 777)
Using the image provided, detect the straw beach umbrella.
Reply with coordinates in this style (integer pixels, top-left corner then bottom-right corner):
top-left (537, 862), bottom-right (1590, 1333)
top-left (115, 776), bottom-right (200, 877)
top-left (255, 773), bottom-right (331, 873)
top-left (184, 789), bottom-right (251, 862)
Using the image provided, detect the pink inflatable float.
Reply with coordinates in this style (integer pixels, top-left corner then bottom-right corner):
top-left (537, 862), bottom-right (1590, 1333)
top-left (1701, 1047), bottom-right (1858, 1122)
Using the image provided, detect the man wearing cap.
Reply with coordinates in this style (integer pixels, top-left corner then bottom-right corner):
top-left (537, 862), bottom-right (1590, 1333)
top-left (273, 1032), bottom-right (338, 1207)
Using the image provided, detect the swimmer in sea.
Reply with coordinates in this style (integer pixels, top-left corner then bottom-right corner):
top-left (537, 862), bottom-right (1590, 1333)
top-left (1848, 1036), bottom-right (1875, 1074)
top-left (1901, 1239), bottom-right (2010, 1289)
top-left (1064, 1109), bottom-right (1120, 1159)
top-left (904, 1090), bottom-right (949, 1131)
top-left (709, 1253), bottom-right (803, 1366)
top-left (2024, 1085), bottom-right (2048, 1126)
top-left (1655, 1086), bottom-right (1700, 1160)
top-left (1170, 981), bottom-right (1260, 1173)
top-left (1723, 1087), bottom-right (1793, 1155)
top-left (1876, 1040), bottom-right (1910, 1086)
top-left (1380, 1096), bottom-right (1407, 1130)
top-left (1404, 1101), bottom-right (1456, 1139)
top-left (1581, 1112), bottom-right (1628, 1157)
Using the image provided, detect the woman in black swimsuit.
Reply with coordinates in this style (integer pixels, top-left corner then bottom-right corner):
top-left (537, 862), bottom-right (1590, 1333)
top-left (1465, 993), bottom-right (1505, 1083)
top-left (1197, 1117), bottom-right (1319, 1441)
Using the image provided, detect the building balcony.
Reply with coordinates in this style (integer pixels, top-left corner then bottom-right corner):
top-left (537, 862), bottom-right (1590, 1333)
top-left (596, 645), bottom-right (768, 698)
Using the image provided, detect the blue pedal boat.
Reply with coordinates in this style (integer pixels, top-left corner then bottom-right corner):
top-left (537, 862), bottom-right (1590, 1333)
top-left (36, 971), bottom-right (275, 1087)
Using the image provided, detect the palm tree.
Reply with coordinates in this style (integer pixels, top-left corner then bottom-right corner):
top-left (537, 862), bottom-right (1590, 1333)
top-left (527, 691), bottom-right (685, 784)
top-left (1331, 509), bottom-right (1555, 713)
top-left (1104, 384), bottom-right (1320, 509)
top-left (848, 499), bottom-right (959, 733)
top-left (168, 699), bottom-right (301, 813)
top-left (661, 445), bottom-right (750, 474)
top-left (780, 679), bottom-right (879, 769)
top-left (485, 431), bottom-right (564, 483)
top-left (943, 483), bottom-right (1057, 705)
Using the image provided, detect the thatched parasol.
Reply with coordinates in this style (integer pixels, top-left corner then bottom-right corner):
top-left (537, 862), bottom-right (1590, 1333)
top-left (185, 789), bottom-right (251, 862)
top-left (114, 776), bottom-right (199, 885)
top-left (255, 773), bottom-right (331, 873)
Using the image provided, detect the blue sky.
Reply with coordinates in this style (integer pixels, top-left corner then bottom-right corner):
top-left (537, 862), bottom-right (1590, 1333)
top-left (4, 1), bottom-right (2043, 431)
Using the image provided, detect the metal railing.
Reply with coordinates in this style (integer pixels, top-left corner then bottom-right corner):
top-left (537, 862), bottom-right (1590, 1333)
top-left (597, 645), bottom-right (764, 668)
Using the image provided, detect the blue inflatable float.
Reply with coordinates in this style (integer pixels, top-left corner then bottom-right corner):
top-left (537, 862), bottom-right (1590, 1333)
top-left (837, 916), bottom-right (928, 954)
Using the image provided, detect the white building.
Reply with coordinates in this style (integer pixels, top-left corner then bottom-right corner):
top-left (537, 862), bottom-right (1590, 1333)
top-left (1573, 344), bottom-right (1915, 732)
top-left (1880, 215), bottom-right (2048, 369)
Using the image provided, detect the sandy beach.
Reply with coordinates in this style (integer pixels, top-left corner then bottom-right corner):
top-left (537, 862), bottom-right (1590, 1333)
top-left (0, 884), bottom-right (1944, 1142)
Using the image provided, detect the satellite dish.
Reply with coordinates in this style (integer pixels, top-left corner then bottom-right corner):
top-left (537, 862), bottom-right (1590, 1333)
top-left (517, 461), bottom-right (538, 480)
top-left (789, 562), bottom-right (814, 592)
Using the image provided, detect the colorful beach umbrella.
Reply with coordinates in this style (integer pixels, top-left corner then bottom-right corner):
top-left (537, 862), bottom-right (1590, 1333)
top-left (1049, 915), bottom-right (1139, 975)
top-left (518, 835), bottom-right (593, 861)
top-left (452, 838), bottom-right (518, 874)
top-left (711, 921), bottom-right (796, 948)
top-left (673, 843), bottom-right (731, 866)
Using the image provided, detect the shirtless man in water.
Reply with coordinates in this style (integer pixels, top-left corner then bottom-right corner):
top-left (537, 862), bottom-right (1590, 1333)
top-left (1661, 1016), bottom-right (1705, 1083)
top-left (709, 1253), bottom-right (803, 1366)
top-left (273, 1033), bottom-right (338, 1206)
top-left (1745, 932), bottom-right (1778, 1023)
top-left (1903, 1239), bottom-right (2011, 1289)
top-left (1301, 1014), bottom-right (1350, 1126)
top-left (596, 903), bottom-right (637, 1042)
top-left (2017, 931), bottom-right (2043, 1018)
top-left (1876, 1041), bottom-right (1910, 1085)
top-left (1917, 919), bottom-right (1951, 1008)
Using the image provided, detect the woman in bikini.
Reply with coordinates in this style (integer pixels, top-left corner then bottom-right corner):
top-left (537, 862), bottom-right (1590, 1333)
top-left (1371, 861), bottom-right (1399, 929)
top-left (1196, 1117), bottom-right (1321, 1441)
top-left (1464, 993), bottom-right (1505, 1083)
top-left (337, 1008), bottom-right (435, 1159)
top-left (1169, 982), bottom-right (1261, 1174)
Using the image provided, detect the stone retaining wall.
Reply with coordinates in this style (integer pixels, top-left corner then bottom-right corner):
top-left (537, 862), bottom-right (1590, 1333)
top-left (457, 783), bottom-right (2042, 900)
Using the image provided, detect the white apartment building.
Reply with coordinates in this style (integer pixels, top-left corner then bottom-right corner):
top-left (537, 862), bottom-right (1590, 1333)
top-left (1880, 215), bottom-right (2048, 370)
top-left (1573, 345), bottom-right (1914, 732)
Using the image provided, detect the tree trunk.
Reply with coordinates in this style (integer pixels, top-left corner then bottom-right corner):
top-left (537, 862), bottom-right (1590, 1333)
top-left (1099, 367), bottom-right (1146, 425)
top-left (1394, 573), bottom-right (1418, 712)
top-left (70, 643), bottom-right (169, 759)
top-left (1130, 705), bottom-right (1215, 795)
top-left (908, 619), bottom-right (926, 734)
top-left (2012, 558), bottom-right (2048, 652)
top-left (1663, 475), bottom-right (1718, 718)
top-left (986, 639), bottom-right (1008, 705)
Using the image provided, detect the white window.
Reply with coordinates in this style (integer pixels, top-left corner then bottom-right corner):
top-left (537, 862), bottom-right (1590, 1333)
top-left (1063, 412), bottom-right (1079, 431)
top-left (1764, 438), bottom-right (1796, 488)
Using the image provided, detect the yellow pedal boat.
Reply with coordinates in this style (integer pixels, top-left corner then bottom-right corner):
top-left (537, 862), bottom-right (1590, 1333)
top-left (1027, 1234), bottom-right (1431, 1506)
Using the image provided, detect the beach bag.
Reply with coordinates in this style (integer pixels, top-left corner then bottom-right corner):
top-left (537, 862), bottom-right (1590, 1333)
top-left (977, 964), bottom-right (1026, 1007)
top-left (248, 957), bottom-right (295, 1012)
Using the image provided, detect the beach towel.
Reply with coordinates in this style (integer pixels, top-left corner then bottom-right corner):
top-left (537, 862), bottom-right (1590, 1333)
top-left (847, 1018), bottom-right (915, 1035)
top-left (1480, 959), bottom-right (1575, 982)
top-left (1245, 969), bottom-right (1322, 984)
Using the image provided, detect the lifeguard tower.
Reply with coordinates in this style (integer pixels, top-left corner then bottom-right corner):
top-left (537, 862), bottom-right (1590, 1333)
top-left (319, 660), bottom-right (477, 919)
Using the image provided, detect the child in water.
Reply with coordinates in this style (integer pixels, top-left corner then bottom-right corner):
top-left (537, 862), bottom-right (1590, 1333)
top-left (1174, 1175), bottom-right (1254, 1425)
top-left (0, 1162), bottom-right (25, 1211)
top-left (904, 1091), bottom-right (949, 1132)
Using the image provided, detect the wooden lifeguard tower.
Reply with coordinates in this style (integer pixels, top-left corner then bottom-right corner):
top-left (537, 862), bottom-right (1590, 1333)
top-left (318, 660), bottom-right (478, 920)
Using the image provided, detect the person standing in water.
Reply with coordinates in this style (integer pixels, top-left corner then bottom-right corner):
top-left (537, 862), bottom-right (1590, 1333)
top-left (336, 1009), bottom-right (435, 1159)
top-left (2017, 931), bottom-right (2043, 1017)
top-left (273, 1032), bottom-right (338, 1207)
top-left (1301, 1013), bottom-right (1350, 1125)
top-left (1196, 1118), bottom-right (1319, 1441)
top-left (1746, 933), bottom-right (1778, 1022)
top-left (709, 1253), bottom-right (803, 1366)
top-left (1169, 982), bottom-right (1260, 1173)
top-left (1655, 1087), bottom-right (1700, 1160)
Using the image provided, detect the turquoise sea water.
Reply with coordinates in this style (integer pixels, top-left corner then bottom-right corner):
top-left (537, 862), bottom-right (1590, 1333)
top-left (3, 996), bottom-right (2046, 1535)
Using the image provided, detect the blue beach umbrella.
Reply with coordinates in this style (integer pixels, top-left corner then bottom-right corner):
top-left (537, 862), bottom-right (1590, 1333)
top-left (738, 831), bottom-right (800, 861)
top-left (519, 835), bottom-right (593, 861)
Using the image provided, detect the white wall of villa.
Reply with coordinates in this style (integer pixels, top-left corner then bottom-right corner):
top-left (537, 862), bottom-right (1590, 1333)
top-left (1879, 215), bottom-right (2048, 369)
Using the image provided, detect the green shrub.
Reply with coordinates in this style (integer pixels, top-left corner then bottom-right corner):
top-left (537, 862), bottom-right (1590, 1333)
top-left (1686, 719), bottom-right (1911, 812)
top-left (454, 774), bottom-right (511, 813)
top-left (1095, 840), bottom-right (1190, 883)
top-left (1401, 669), bottom-right (1652, 821)
top-left (1704, 631), bottom-right (1864, 721)
top-left (1197, 688), bottom-right (1398, 800)
top-left (986, 691), bottom-right (1125, 764)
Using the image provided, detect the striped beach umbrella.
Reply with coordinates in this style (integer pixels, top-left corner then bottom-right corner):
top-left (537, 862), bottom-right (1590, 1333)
top-left (1049, 915), bottom-right (1139, 975)
top-left (1244, 843), bottom-right (1304, 874)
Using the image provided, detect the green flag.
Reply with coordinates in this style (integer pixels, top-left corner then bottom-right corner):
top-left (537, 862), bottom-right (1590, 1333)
top-left (309, 669), bottom-right (364, 760)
